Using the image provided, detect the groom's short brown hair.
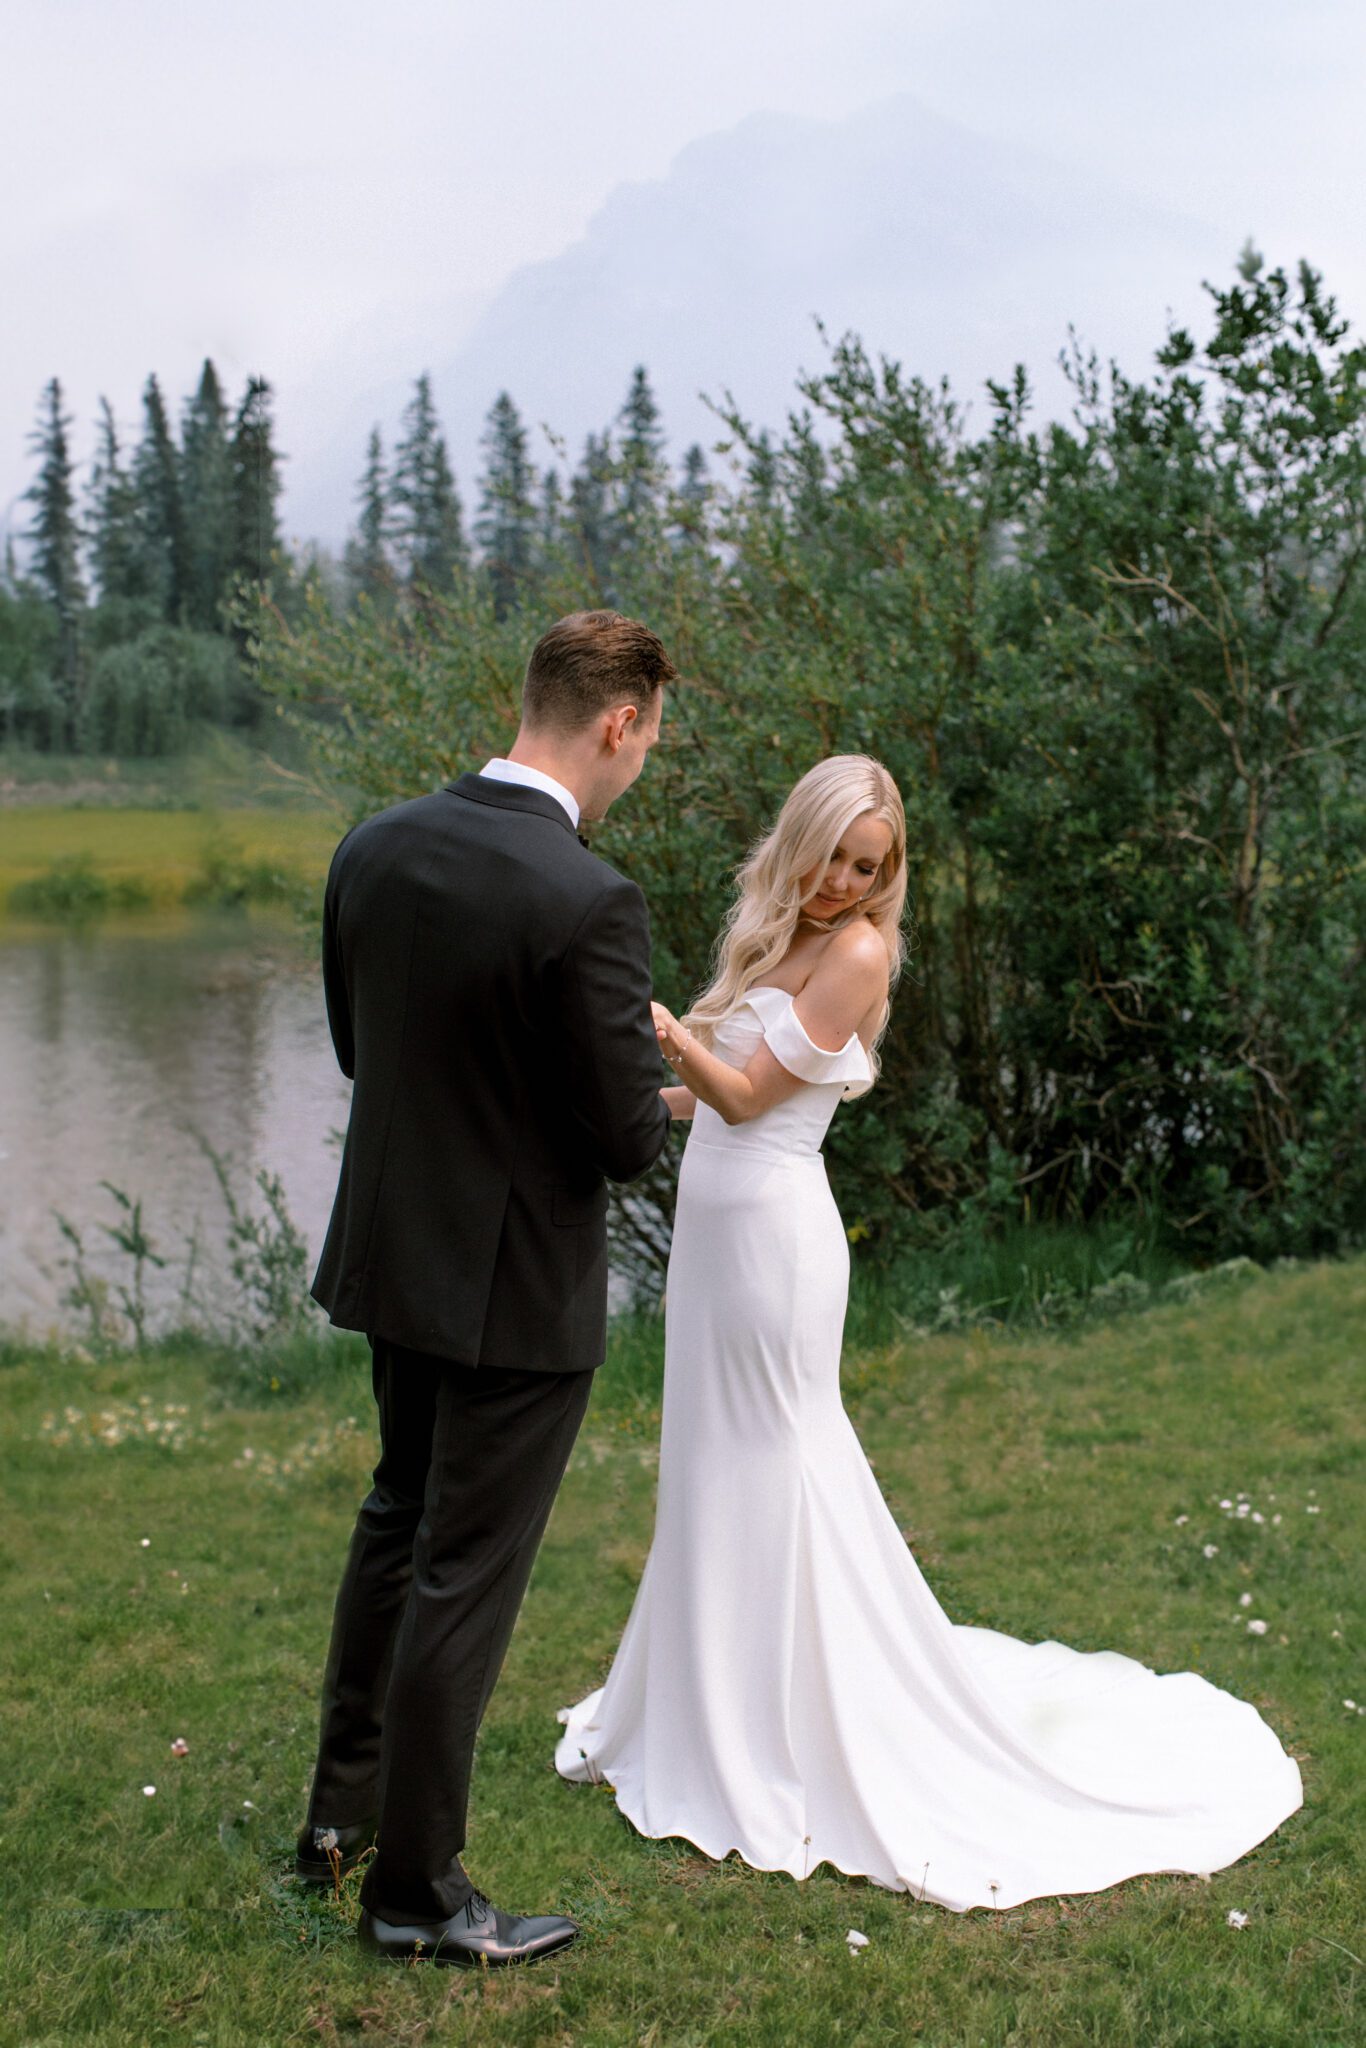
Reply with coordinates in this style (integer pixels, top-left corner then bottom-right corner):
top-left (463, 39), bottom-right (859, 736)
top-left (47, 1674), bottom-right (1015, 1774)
top-left (522, 610), bottom-right (677, 733)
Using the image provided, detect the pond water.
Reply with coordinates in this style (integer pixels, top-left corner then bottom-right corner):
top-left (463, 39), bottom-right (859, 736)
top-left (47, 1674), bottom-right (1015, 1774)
top-left (0, 913), bottom-right (353, 1338)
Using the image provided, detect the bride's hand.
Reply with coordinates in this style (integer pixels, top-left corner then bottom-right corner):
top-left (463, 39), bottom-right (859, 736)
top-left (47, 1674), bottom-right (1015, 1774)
top-left (651, 1001), bottom-right (686, 1065)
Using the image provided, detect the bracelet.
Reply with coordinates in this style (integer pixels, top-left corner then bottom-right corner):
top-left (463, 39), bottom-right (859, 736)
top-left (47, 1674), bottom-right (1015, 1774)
top-left (669, 1029), bottom-right (693, 1070)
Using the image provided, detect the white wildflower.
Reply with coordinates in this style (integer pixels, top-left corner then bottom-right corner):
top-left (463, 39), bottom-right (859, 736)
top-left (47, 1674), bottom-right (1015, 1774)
top-left (1174, 1514), bottom-right (1189, 1526)
top-left (1203, 1544), bottom-right (1219, 1558)
top-left (1246, 1619), bottom-right (1268, 1636)
top-left (1239, 1593), bottom-right (1253, 1608)
top-left (170, 1737), bottom-right (189, 1756)
top-left (140, 1538), bottom-right (151, 1548)
top-left (1307, 1505), bottom-right (1321, 1515)
top-left (1344, 1700), bottom-right (1358, 1712)
top-left (1272, 1514), bottom-right (1282, 1525)
top-left (142, 1784), bottom-right (156, 1797)
top-left (1227, 1909), bottom-right (1249, 1929)
top-left (1219, 1499), bottom-right (1232, 1511)
top-left (1251, 1512), bottom-right (1264, 1524)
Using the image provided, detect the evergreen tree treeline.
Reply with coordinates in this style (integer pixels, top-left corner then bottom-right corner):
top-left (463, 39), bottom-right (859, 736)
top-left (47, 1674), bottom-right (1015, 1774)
top-left (3, 361), bottom-right (286, 753)
top-left (5, 355), bottom-right (703, 750)
top-left (340, 363), bottom-right (703, 617)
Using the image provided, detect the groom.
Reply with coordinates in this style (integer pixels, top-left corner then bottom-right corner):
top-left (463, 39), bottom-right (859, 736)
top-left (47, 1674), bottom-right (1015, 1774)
top-left (295, 610), bottom-right (676, 1967)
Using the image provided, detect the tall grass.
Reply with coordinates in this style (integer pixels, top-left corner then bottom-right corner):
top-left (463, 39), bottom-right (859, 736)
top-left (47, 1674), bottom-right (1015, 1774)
top-left (841, 1211), bottom-right (1196, 1352)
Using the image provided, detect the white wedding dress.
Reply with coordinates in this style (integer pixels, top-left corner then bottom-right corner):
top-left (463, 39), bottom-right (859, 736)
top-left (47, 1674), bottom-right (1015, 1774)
top-left (555, 987), bottom-right (1303, 1910)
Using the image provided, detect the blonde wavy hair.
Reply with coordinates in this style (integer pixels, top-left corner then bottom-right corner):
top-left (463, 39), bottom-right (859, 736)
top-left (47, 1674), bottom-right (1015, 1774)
top-left (683, 755), bottom-right (908, 1079)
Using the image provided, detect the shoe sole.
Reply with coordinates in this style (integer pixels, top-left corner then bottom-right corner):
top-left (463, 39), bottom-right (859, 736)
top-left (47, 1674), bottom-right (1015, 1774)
top-left (360, 1927), bottom-right (579, 1968)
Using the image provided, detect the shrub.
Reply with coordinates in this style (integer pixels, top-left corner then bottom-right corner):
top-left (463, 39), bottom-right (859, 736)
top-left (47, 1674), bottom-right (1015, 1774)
top-left (251, 256), bottom-right (1366, 1275)
top-left (77, 627), bottom-right (246, 757)
top-left (9, 854), bottom-right (153, 920)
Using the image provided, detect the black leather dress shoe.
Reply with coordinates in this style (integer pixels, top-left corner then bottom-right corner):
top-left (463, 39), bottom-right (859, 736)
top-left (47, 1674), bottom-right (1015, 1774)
top-left (294, 1817), bottom-right (377, 1885)
top-left (358, 1889), bottom-right (579, 1968)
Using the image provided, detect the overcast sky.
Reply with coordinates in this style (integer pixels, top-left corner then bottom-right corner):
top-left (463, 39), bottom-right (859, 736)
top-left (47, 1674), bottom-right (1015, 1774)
top-left (6, 0), bottom-right (1365, 549)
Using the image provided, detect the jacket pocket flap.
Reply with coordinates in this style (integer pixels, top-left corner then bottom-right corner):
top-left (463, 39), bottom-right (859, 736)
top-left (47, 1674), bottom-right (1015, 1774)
top-left (552, 1180), bottom-right (608, 1226)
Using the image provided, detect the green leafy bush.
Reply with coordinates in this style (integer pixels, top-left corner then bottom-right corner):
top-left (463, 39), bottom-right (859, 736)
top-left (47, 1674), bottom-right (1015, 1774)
top-left (252, 256), bottom-right (1366, 1273)
top-left (9, 853), bottom-right (153, 919)
top-left (78, 625), bottom-right (245, 756)
top-left (184, 834), bottom-right (295, 909)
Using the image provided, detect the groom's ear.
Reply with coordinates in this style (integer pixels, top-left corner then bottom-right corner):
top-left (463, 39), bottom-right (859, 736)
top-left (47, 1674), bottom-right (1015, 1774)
top-left (606, 703), bottom-right (638, 751)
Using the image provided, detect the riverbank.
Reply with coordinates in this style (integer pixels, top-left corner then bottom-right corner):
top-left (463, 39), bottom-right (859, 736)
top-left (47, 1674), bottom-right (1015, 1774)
top-left (4, 1256), bottom-right (1360, 2045)
top-left (0, 731), bottom-right (335, 813)
top-left (0, 807), bottom-right (339, 920)
top-left (0, 736), bottom-right (343, 920)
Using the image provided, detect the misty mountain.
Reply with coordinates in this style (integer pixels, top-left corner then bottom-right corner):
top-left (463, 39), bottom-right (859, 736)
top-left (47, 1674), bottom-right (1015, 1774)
top-left (285, 93), bottom-right (1226, 548)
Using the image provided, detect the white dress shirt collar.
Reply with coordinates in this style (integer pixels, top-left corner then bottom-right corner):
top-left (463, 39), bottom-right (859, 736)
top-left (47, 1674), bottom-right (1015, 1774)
top-left (480, 757), bottom-right (581, 830)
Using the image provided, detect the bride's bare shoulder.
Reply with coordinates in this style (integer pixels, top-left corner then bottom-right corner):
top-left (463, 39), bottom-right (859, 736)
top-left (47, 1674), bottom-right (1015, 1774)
top-left (817, 917), bottom-right (889, 986)
top-left (799, 921), bottom-right (889, 1041)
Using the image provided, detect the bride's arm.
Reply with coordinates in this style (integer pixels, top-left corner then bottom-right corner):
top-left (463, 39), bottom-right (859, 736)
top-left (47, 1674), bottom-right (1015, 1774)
top-left (653, 924), bottom-right (887, 1127)
top-left (653, 1017), bottom-right (800, 1126)
top-left (661, 1085), bottom-right (697, 1120)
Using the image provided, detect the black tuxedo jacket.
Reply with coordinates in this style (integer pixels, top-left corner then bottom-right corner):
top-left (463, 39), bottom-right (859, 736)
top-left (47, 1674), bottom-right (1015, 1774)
top-left (311, 772), bottom-right (672, 1370)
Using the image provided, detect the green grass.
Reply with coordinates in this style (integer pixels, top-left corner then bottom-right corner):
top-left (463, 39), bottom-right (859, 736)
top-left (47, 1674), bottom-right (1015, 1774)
top-left (2, 1259), bottom-right (1362, 2046)
top-left (0, 732), bottom-right (345, 920)
top-left (0, 808), bottom-right (340, 920)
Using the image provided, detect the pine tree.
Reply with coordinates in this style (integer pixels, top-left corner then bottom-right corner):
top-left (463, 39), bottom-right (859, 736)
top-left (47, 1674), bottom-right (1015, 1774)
top-left (391, 373), bottom-right (467, 589)
top-left (1237, 237), bottom-right (1265, 282)
top-left (747, 429), bottom-right (778, 508)
top-left (615, 365), bottom-right (668, 555)
top-left (230, 375), bottom-right (284, 587)
top-left (23, 377), bottom-right (85, 742)
top-left (86, 397), bottom-right (142, 610)
top-left (675, 442), bottom-right (711, 540)
top-left (343, 426), bottom-right (392, 605)
top-left (475, 391), bottom-right (536, 616)
top-left (131, 373), bottom-right (190, 620)
top-left (568, 430), bottom-right (614, 593)
top-left (181, 359), bottom-right (236, 629)
top-left (679, 443), bottom-right (708, 505)
top-left (537, 467), bottom-right (565, 570)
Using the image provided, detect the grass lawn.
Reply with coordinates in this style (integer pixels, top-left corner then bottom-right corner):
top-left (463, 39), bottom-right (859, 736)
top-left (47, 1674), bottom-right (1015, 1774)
top-left (2, 1259), bottom-right (1361, 2046)
top-left (0, 808), bottom-right (341, 916)
top-left (0, 734), bottom-right (345, 919)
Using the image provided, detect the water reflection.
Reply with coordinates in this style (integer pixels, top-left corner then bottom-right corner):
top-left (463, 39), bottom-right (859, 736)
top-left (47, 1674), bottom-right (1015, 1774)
top-left (0, 915), bottom-right (352, 1334)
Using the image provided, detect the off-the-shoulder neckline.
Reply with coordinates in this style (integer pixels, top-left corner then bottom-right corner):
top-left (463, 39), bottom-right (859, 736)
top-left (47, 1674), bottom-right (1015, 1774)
top-left (739, 984), bottom-right (871, 1062)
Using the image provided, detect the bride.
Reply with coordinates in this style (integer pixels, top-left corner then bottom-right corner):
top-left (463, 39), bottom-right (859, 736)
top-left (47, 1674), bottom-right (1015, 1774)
top-left (555, 755), bottom-right (1303, 1910)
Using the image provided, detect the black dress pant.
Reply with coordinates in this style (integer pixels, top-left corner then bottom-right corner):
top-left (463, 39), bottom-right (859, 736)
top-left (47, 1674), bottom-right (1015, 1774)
top-left (304, 1334), bottom-right (594, 1920)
